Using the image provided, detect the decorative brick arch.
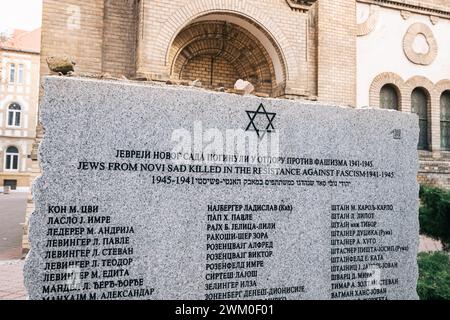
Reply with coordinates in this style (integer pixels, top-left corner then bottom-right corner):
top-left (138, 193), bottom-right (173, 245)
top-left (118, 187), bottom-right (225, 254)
top-left (406, 75), bottom-right (438, 150)
top-left (405, 75), bottom-right (436, 115)
top-left (435, 80), bottom-right (450, 96)
top-left (370, 74), bottom-right (450, 151)
top-left (357, 5), bottom-right (379, 37)
top-left (405, 76), bottom-right (436, 96)
top-left (156, 0), bottom-right (295, 81)
top-left (169, 21), bottom-right (279, 95)
top-left (369, 72), bottom-right (405, 110)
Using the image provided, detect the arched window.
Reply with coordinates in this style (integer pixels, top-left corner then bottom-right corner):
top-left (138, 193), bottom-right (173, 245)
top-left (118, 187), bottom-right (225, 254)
top-left (5, 146), bottom-right (19, 171)
top-left (380, 84), bottom-right (399, 110)
top-left (441, 91), bottom-right (450, 151)
top-left (411, 88), bottom-right (429, 150)
top-left (7, 103), bottom-right (21, 127)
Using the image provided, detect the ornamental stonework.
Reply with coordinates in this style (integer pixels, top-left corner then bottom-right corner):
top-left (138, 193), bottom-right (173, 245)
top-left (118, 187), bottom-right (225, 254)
top-left (357, 5), bottom-right (379, 36)
top-left (400, 10), bottom-right (411, 20)
top-left (430, 16), bottom-right (440, 25)
top-left (403, 23), bottom-right (437, 66)
top-left (285, 0), bottom-right (317, 12)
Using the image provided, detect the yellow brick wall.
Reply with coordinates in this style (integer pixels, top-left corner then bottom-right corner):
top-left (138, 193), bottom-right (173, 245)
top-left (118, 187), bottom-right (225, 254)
top-left (41, 0), bottom-right (139, 78)
top-left (42, 0), bottom-right (363, 100)
top-left (102, 0), bottom-right (139, 77)
top-left (40, 0), bottom-right (105, 76)
top-left (171, 20), bottom-right (277, 94)
top-left (137, 0), bottom-right (310, 95)
top-left (317, 0), bottom-right (357, 106)
top-left (181, 56), bottom-right (238, 90)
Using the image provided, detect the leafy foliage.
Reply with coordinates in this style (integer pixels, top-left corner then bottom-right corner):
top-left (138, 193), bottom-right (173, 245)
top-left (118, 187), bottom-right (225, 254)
top-left (417, 252), bottom-right (450, 300)
top-left (419, 185), bottom-right (450, 251)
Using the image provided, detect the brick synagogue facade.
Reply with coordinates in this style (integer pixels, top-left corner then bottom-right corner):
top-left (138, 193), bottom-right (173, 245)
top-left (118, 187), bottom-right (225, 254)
top-left (16, 0), bottom-right (450, 253)
top-left (37, 0), bottom-right (450, 189)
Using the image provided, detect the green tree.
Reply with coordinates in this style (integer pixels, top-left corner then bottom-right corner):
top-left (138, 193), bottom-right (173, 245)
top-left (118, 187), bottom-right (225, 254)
top-left (419, 185), bottom-right (450, 251)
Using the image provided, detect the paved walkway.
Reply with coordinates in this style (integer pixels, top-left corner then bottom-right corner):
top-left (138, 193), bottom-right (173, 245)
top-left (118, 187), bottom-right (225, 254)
top-left (419, 235), bottom-right (443, 252)
top-left (0, 192), bottom-right (28, 300)
top-left (0, 260), bottom-right (27, 300)
top-left (0, 192), bottom-right (28, 260)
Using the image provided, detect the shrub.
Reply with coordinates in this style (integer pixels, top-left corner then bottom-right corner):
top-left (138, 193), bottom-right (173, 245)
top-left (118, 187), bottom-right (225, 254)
top-left (419, 185), bottom-right (450, 251)
top-left (417, 251), bottom-right (450, 300)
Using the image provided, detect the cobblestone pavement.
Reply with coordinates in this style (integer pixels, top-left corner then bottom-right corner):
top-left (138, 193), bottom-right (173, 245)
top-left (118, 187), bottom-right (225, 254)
top-left (0, 260), bottom-right (27, 300)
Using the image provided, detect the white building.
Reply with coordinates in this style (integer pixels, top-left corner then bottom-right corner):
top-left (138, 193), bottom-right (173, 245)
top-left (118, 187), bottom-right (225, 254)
top-left (0, 28), bottom-right (41, 192)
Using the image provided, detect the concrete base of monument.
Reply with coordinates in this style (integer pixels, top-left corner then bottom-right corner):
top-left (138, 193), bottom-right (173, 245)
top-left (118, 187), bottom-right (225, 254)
top-left (24, 76), bottom-right (420, 300)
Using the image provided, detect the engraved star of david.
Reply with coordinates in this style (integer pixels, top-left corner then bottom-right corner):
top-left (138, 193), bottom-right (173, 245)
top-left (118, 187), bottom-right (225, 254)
top-left (245, 103), bottom-right (276, 139)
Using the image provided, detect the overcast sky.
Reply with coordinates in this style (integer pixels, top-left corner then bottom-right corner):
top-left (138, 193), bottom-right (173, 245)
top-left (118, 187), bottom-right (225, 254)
top-left (0, 0), bottom-right (42, 34)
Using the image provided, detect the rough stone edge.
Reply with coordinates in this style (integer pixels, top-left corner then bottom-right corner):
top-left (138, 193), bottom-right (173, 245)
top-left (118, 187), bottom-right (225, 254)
top-left (40, 75), bottom-right (424, 112)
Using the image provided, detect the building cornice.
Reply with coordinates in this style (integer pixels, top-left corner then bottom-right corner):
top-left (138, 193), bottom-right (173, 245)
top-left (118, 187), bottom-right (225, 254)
top-left (0, 47), bottom-right (40, 55)
top-left (358, 0), bottom-right (450, 19)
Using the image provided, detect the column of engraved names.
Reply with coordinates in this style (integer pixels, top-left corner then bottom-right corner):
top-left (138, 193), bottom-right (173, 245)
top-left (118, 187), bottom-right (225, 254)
top-left (330, 204), bottom-right (407, 300)
top-left (43, 204), bottom-right (154, 300)
top-left (204, 204), bottom-right (273, 300)
top-left (204, 203), bottom-right (305, 300)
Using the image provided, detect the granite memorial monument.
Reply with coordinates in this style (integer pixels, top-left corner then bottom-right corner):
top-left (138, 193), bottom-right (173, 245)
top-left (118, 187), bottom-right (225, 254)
top-left (24, 76), bottom-right (420, 300)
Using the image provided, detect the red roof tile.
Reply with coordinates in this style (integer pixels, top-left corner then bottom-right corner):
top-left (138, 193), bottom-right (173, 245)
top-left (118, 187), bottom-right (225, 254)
top-left (1, 28), bottom-right (41, 53)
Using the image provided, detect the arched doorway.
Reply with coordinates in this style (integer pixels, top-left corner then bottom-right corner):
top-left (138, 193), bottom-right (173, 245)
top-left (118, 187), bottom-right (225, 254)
top-left (168, 14), bottom-right (287, 97)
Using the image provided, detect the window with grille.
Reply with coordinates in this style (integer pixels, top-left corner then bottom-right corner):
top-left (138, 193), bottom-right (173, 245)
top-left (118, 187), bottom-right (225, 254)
top-left (411, 88), bottom-right (429, 150)
top-left (441, 91), bottom-right (450, 151)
